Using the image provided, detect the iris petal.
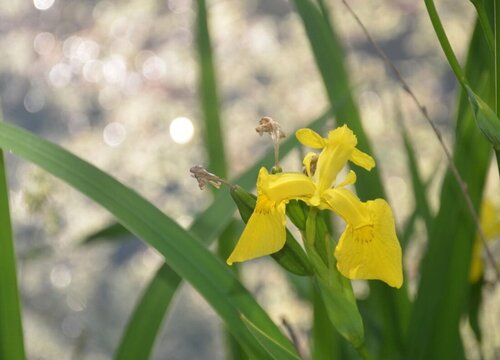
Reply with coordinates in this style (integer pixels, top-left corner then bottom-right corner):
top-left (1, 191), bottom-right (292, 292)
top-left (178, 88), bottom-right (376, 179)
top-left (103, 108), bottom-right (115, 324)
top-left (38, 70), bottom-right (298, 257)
top-left (296, 128), bottom-right (326, 148)
top-left (350, 148), bottom-right (375, 171)
top-left (227, 199), bottom-right (286, 265)
top-left (334, 199), bottom-right (403, 288)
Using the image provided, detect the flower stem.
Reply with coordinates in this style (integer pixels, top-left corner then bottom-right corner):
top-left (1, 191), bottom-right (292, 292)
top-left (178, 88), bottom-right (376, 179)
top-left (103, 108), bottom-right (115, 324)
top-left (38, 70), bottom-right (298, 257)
top-left (355, 343), bottom-right (372, 360)
top-left (471, 0), bottom-right (494, 54)
top-left (496, 0), bottom-right (500, 115)
top-left (424, 0), bottom-right (467, 87)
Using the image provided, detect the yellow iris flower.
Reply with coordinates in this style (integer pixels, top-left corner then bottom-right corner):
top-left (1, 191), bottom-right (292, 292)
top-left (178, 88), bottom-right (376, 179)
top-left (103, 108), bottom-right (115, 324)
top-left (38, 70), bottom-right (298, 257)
top-left (226, 167), bottom-right (315, 265)
top-left (227, 125), bottom-right (403, 288)
top-left (469, 201), bottom-right (500, 282)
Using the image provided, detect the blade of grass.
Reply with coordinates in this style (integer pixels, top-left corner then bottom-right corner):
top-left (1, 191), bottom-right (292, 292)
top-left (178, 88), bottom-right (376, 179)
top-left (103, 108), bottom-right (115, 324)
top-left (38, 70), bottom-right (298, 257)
top-left (291, 2), bottom-right (408, 357)
top-left (0, 149), bottom-right (25, 360)
top-left (241, 316), bottom-right (302, 360)
top-left (113, 264), bottom-right (179, 360)
top-left (113, 111), bottom-right (330, 360)
top-left (407, 19), bottom-right (493, 359)
top-left (196, 0), bottom-right (227, 179)
top-left (400, 123), bottom-right (433, 233)
top-left (0, 121), bottom-right (299, 359)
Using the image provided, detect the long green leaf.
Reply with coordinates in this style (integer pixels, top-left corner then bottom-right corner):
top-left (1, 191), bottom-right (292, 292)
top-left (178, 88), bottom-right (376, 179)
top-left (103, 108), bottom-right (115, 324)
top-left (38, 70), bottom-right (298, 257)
top-left (291, 2), bottom-right (409, 357)
top-left (114, 111), bottom-right (330, 359)
top-left (196, 0), bottom-right (227, 179)
top-left (0, 149), bottom-right (25, 360)
top-left (241, 316), bottom-right (302, 360)
top-left (0, 121), bottom-right (299, 359)
top-left (407, 17), bottom-right (493, 360)
top-left (113, 264), bottom-right (179, 360)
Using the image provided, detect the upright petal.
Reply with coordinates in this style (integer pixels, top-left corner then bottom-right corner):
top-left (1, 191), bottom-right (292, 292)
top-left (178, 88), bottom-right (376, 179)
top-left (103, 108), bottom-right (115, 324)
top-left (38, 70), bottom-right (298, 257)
top-left (296, 128), bottom-right (326, 148)
top-left (334, 199), bottom-right (403, 288)
top-left (315, 125), bottom-right (357, 192)
top-left (227, 198), bottom-right (286, 265)
top-left (350, 148), bottom-right (375, 171)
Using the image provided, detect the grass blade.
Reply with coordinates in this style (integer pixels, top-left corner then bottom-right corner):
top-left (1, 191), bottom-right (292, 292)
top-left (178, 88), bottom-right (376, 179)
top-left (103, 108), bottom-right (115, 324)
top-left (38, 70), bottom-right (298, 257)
top-left (114, 264), bottom-right (179, 360)
top-left (0, 121), bottom-right (299, 359)
top-left (0, 149), bottom-right (26, 360)
top-left (241, 316), bottom-right (302, 360)
top-left (407, 18), bottom-right (493, 360)
top-left (113, 111), bottom-right (330, 359)
top-left (292, 2), bottom-right (409, 357)
top-left (196, 0), bottom-right (227, 178)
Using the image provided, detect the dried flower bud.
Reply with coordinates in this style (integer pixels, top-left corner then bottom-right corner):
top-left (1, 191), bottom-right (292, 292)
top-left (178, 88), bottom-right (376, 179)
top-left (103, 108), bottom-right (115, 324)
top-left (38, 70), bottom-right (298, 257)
top-left (190, 165), bottom-right (223, 190)
top-left (256, 117), bottom-right (286, 141)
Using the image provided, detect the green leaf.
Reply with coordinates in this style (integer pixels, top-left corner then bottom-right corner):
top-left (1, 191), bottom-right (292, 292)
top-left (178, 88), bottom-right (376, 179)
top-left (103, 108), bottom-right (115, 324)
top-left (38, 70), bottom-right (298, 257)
top-left (196, 0), bottom-right (227, 178)
top-left (82, 222), bottom-right (129, 244)
top-left (0, 149), bottom-right (26, 360)
top-left (400, 123), bottom-right (433, 234)
top-left (0, 121), bottom-right (298, 359)
top-left (241, 316), bottom-right (302, 360)
top-left (466, 85), bottom-right (500, 149)
top-left (291, 1), bottom-right (410, 357)
top-left (114, 264), bottom-right (179, 360)
top-left (113, 111), bottom-right (329, 360)
top-left (406, 17), bottom-right (493, 360)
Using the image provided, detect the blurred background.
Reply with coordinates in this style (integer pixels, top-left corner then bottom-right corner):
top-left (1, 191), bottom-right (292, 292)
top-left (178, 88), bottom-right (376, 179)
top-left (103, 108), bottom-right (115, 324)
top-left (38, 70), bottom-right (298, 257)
top-left (1, 0), bottom-right (498, 359)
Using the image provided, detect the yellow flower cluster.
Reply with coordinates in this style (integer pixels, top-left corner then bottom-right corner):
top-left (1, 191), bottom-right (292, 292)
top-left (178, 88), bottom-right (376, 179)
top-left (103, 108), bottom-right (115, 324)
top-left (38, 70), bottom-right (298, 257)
top-left (227, 125), bottom-right (403, 288)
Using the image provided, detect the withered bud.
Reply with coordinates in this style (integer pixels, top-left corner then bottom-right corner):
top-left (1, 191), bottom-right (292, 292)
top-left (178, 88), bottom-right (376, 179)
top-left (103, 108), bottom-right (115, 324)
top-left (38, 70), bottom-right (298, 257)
top-left (303, 154), bottom-right (318, 177)
top-left (190, 165), bottom-right (223, 190)
top-left (256, 117), bottom-right (286, 141)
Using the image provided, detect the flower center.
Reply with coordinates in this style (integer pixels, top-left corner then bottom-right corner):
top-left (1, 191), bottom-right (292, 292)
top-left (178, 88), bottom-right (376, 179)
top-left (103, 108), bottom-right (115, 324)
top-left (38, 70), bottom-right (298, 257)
top-left (353, 224), bottom-right (374, 244)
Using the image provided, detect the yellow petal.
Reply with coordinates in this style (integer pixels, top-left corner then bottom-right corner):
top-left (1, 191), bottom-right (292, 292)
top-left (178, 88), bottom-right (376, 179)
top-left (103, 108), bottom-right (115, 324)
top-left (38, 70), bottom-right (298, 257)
top-left (350, 148), bottom-right (375, 171)
top-left (227, 199), bottom-right (286, 265)
top-left (296, 128), bottom-right (326, 148)
top-left (334, 199), bottom-right (403, 288)
top-left (336, 170), bottom-right (357, 188)
top-left (469, 239), bottom-right (484, 283)
top-left (315, 125), bottom-right (357, 191)
top-left (321, 188), bottom-right (370, 226)
top-left (259, 167), bottom-right (316, 203)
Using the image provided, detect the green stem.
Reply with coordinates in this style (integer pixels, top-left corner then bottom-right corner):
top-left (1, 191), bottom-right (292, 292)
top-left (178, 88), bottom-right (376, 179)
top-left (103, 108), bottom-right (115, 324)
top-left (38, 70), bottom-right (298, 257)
top-left (424, 0), bottom-right (468, 87)
top-left (496, 148), bottom-right (500, 177)
top-left (471, 0), bottom-right (494, 53)
top-left (496, 0), bottom-right (500, 114)
top-left (355, 343), bottom-right (372, 360)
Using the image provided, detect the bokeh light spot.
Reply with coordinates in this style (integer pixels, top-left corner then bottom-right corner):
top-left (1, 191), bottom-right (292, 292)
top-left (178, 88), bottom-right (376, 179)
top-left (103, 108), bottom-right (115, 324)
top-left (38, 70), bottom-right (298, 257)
top-left (33, 0), bottom-right (55, 10)
top-left (169, 117), bottom-right (194, 144)
top-left (103, 122), bottom-right (127, 147)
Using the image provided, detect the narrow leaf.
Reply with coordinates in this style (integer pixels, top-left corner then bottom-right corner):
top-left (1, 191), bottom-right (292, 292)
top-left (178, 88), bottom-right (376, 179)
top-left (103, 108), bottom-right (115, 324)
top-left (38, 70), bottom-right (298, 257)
top-left (0, 121), bottom-right (297, 359)
top-left (241, 316), bottom-right (302, 360)
top-left (0, 149), bottom-right (26, 360)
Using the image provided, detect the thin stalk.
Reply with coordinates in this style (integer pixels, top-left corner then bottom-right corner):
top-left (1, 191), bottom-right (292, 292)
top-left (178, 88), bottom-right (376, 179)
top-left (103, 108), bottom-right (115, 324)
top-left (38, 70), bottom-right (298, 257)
top-left (424, 0), bottom-right (468, 87)
top-left (342, 0), bottom-right (500, 281)
top-left (496, 0), bottom-right (500, 114)
top-left (496, 1), bottom-right (500, 177)
top-left (471, 0), bottom-right (494, 53)
top-left (355, 344), bottom-right (372, 360)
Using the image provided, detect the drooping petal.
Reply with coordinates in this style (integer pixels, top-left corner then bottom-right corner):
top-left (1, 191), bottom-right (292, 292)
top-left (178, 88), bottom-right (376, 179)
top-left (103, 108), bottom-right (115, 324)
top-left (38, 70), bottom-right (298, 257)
top-left (334, 199), bottom-right (403, 288)
top-left (296, 128), bottom-right (326, 148)
top-left (350, 148), bottom-right (375, 171)
top-left (227, 198), bottom-right (286, 265)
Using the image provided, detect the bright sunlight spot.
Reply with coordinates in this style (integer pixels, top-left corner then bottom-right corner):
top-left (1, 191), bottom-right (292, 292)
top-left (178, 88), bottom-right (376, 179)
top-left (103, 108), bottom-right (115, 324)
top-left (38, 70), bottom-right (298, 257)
top-left (169, 116), bottom-right (194, 144)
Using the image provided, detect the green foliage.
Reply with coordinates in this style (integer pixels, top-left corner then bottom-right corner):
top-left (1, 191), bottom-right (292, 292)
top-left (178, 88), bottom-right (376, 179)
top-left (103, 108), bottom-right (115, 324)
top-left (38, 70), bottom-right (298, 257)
top-left (0, 150), bottom-right (25, 360)
top-left (0, 0), bottom-right (498, 359)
